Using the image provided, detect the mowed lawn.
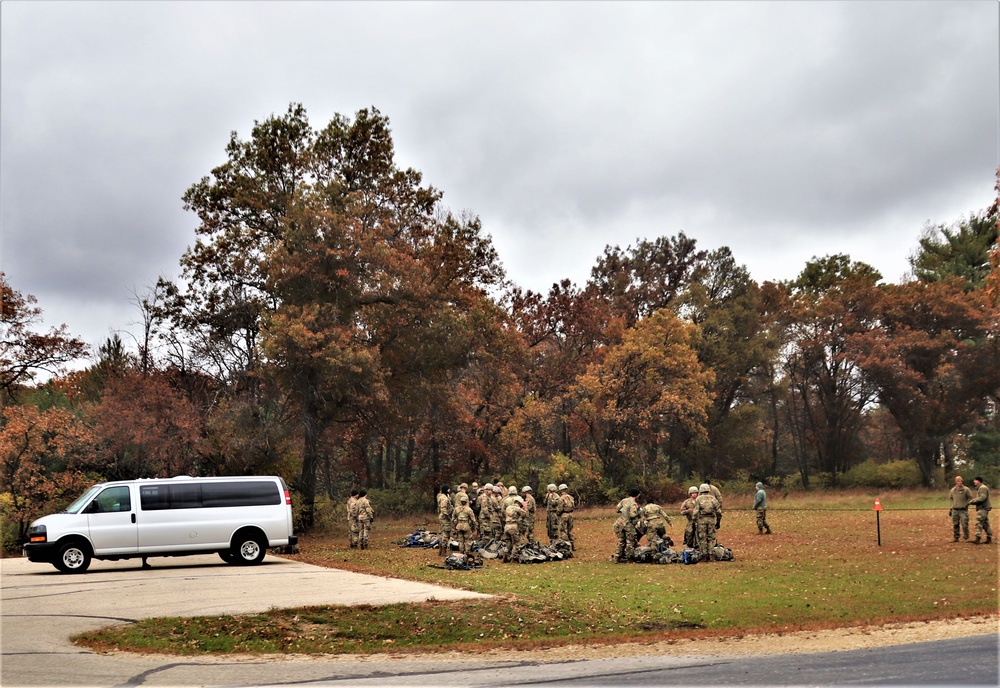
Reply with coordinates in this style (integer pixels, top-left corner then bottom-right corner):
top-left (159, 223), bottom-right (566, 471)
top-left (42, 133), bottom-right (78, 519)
top-left (76, 490), bottom-right (998, 655)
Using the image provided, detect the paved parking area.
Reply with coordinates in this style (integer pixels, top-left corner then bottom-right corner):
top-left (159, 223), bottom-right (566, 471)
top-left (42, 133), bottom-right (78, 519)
top-left (1, 553), bottom-right (489, 686)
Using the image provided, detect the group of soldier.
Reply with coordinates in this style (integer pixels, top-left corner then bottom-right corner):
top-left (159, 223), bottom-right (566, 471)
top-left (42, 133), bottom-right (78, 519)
top-left (614, 480), bottom-right (768, 563)
top-left (948, 476), bottom-right (993, 544)
top-left (434, 481), bottom-right (576, 562)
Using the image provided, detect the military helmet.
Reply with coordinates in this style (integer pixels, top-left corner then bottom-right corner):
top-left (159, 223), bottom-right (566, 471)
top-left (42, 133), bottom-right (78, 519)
top-left (522, 485), bottom-right (532, 492)
top-left (514, 496), bottom-right (524, 505)
top-left (483, 482), bottom-right (493, 491)
top-left (458, 493), bottom-right (470, 504)
top-left (558, 483), bottom-right (568, 491)
top-left (492, 485), bottom-right (502, 493)
top-left (699, 483), bottom-right (710, 494)
top-left (547, 483), bottom-right (557, 492)
top-left (459, 482), bottom-right (468, 490)
top-left (689, 486), bottom-right (699, 494)
top-left (508, 485), bottom-right (518, 495)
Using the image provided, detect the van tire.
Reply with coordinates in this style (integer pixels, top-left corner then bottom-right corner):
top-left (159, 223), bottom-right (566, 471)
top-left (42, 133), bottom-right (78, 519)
top-left (219, 550), bottom-right (237, 564)
top-left (55, 540), bottom-right (92, 574)
top-left (231, 530), bottom-right (267, 565)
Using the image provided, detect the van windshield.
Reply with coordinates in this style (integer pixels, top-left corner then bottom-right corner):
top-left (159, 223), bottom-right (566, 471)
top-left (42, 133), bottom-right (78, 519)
top-left (63, 485), bottom-right (103, 514)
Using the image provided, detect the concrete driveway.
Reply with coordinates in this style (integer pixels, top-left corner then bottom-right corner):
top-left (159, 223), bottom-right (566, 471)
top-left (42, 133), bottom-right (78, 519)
top-left (1, 553), bottom-right (490, 686)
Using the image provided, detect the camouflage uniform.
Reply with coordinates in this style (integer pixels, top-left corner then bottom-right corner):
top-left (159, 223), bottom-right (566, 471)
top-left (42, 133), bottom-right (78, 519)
top-left (754, 483), bottom-right (771, 534)
top-left (558, 485), bottom-right (575, 549)
top-left (437, 489), bottom-right (454, 555)
top-left (708, 482), bottom-right (723, 529)
top-left (451, 495), bottom-right (478, 555)
top-left (522, 487), bottom-right (536, 542)
top-left (489, 487), bottom-right (504, 540)
top-left (694, 484), bottom-right (720, 560)
top-left (614, 494), bottom-right (640, 561)
top-left (475, 484), bottom-right (493, 531)
top-left (347, 492), bottom-right (359, 548)
top-left (502, 499), bottom-right (527, 562)
top-left (640, 502), bottom-right (671, 546)
top-left (970, 479), bottom-right (993, 544)
top-left (544, 485), bottom-right (560, 542)
top-left (949, 478), bottom-right (974, 541)
top-left (355, 493), bottom-right (374, 549)
top-left (680, 487), bottom-right (698, 548)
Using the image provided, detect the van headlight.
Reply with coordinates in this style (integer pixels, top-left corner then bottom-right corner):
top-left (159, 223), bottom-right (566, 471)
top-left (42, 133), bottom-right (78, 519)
top-left (28, 524), bottom-right (47, 543)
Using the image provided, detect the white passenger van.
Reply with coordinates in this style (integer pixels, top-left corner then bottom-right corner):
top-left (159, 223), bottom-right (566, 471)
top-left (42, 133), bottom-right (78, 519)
top-left (23, 475), bottom-right (297, 573)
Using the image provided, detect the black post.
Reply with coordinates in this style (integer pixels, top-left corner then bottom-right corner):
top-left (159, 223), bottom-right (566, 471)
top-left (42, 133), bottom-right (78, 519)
top-left (876, 510), bottom-right (881, 547)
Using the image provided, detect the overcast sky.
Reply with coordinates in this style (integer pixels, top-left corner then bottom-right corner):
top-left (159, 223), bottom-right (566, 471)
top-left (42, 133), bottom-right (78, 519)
top-left (2, 1), bottom-right (997, 358)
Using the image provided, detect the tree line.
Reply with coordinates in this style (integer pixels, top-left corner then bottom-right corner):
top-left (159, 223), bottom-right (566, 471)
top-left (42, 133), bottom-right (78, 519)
top-left (3, 103), bottom-right (999, 546)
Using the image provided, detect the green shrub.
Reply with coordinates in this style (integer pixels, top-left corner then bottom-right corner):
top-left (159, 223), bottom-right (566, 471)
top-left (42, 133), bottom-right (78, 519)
top-left (842, 460), bottom-right (923, 489)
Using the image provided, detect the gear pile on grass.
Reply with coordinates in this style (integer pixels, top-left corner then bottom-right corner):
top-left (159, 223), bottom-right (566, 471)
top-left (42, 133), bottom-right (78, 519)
top-left (620, 540), bottom-right (734, 564)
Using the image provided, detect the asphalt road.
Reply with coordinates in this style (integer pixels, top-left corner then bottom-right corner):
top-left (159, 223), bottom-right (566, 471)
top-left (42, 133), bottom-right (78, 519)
top-left (2, 554), bottom-right (997, 687)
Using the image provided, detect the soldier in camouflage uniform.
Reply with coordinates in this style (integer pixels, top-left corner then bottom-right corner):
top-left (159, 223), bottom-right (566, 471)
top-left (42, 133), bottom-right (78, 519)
top-left (355, 490), bottom-right (374, 550)
top-left (545, 484), bottom-right (560, 542)
top-left (489, 484), bottom-right (505, 540)
top-left (437, 485), bottom-right (454, 556)
top-left (502, 485), bottom-right (519, 510)
top-left (680, 486), bottom-right (698, 548)
top-left (707, 480), bottom-right (723, 530)
top-left (502, 496), bottom-right (527, 562)
top-left (451, 493), bottom-right (478, 555)
top-left (640, 500), bottom-right (672, 547)
top-left (969, 477), bottom-right (993, 544)
top-left (754, 482), bottom-right (772, 535)
top-left (614, 488), bottom-right (641, 562)
top-left (558, 484), bottom-right (575, 549)
top-left (694, 483), bottom-right (721, 560)
top-left (347, 489), bottom-right (360, 548)
top-left (522, 486), bottom-right (536, 542)
top-left (476, 483), bottom-right (493, 527)
top-left (948, 476), bottom-right (973, 542)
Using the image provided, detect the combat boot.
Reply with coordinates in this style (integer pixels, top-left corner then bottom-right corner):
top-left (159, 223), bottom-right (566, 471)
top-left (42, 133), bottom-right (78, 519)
top-left (970, 536), bottom-right (981, 544)
top-left (765, 526), bottom-right (772, 534)
top-left (953, 537), bottom-right (959, 542)
top-left (758, 528), bottom-right (764, 534)
top-left (987, 536), bottom-right (993, 544)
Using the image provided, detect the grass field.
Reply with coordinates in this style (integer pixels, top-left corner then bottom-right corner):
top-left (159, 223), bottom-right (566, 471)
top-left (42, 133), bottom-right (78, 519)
top-left (75, 489), bottom-right (998, 656)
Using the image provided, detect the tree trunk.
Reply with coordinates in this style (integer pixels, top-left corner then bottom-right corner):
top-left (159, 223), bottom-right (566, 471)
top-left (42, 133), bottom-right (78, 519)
top-left (296, 399), bottom-right (323, 532)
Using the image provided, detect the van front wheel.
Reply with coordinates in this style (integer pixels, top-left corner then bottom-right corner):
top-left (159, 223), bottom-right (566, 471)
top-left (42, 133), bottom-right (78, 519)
top-left (55, 540), bottom-right (92, 574)
top-left (231, 532), bottom-right (267, 565)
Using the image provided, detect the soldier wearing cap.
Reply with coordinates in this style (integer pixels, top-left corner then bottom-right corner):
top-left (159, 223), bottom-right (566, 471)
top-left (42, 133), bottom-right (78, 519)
top-left (949, 476), bottom-right (973, 542)
top-left (969, 477), bottom-right (993, 544)
top-left (680, 486), bottom-right (699, 548)
top-left (754, 482), bottom-right (772, 535)
top-left (489, 484), bottom-right (504, 540)
top-left (558, 484), bottom-right (575, 550)
top-left (347, 489), bottom-right (360, 548)
top-left (614, 488), bottom-right (641, 562)
top-left (437, 485), bottom-right (454, 556)
top-left (521, 486), bottom-right (536, 542)
top-left (502, 496), bottom-right (527, 562)
top-left (694, 483), bottom-right (721, 560)
top-left (355, 490), bottom-right (374, 550)
top-left (451, 492), bottom-right (478, 555)
top-left (545, 484), bottom-right (560, 543)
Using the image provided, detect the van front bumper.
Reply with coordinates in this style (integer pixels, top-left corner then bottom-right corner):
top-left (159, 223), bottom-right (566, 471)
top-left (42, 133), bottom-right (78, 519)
top-left (23, 542), bottom-right (60, 563)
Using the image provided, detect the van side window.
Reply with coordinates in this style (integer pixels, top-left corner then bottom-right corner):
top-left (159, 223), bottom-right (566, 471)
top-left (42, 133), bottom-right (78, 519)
top-left (92, 486), bottom-right (131, 513)
top-left (140, 485), bottom-right (168, 510)
top-left (170, 483), bottom-right (203, 509)
top-left (203, 481), bottom-right (280, 507)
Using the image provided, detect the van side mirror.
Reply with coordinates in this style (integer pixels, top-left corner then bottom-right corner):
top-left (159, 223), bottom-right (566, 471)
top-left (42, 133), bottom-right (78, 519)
top-left (85, 501), bottom-right (100, 514)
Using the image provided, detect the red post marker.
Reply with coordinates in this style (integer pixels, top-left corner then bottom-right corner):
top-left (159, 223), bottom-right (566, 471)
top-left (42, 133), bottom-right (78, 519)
top-left (874, 498), bottom-right (882, 546)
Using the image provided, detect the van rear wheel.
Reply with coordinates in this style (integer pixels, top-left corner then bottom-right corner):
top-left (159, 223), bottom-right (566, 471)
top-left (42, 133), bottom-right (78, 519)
top-left (231, 532), bottom-right (267, 565)
top-left (54, 540), bottom-right (91, 574)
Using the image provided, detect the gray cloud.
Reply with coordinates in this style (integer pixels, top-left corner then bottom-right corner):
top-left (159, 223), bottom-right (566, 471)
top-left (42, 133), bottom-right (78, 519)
top-left (1, 1), bottom-right (996, 352)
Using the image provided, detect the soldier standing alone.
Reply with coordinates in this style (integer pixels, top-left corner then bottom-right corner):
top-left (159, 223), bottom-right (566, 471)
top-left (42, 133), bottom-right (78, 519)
top-left (754, 482), bottom-right (772, 535)
top-left (355, 490), bottom-right (374, 550)
top-left (949, 476), bottom-right (974, 542)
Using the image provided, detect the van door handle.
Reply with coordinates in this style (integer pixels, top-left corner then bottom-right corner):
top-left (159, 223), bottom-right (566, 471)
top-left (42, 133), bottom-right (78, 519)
top-left (131, 513), bottom-right (136, 524)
